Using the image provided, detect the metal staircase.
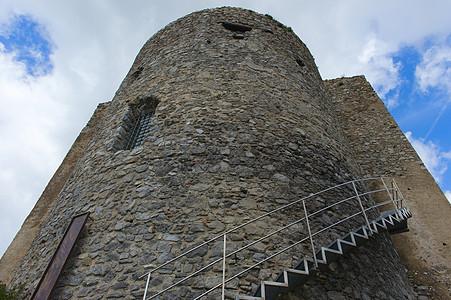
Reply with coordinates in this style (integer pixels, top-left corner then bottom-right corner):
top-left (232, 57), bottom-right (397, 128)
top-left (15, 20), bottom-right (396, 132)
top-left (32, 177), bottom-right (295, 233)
top-left (138, 177), bottom-right (411, 300)
top-left (236, 207), bottom-right (412, 299)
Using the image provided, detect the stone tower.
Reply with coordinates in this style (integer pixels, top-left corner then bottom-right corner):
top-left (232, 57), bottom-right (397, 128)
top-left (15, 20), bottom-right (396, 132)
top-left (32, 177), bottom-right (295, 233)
top-left (3, 6), bottom-right (449, 300)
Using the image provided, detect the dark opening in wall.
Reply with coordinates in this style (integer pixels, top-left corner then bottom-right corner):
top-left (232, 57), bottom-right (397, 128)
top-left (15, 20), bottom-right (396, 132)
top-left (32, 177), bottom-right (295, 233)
top-left (296, 58), bottom-right (305, 67)
top-left (131, 66), bottom-right (143, 80)
top-left (220, 22), bottom-right (252, 32)
top-left (115, 95), bottom-right (159, 151)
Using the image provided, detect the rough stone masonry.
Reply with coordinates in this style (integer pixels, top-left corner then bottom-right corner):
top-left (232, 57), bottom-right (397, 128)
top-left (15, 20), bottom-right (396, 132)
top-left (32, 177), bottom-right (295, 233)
top-left (2, 6), bottom-right (449, 300)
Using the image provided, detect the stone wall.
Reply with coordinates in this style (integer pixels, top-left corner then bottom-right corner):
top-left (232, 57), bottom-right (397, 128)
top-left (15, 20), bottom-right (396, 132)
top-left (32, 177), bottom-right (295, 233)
top-left (326, 76), bottom-right (450, 299)
top-left (7, 8), bottom-right (416, 299)
top-left (325, 76), bottom-right (419, 178)
top-left (284, 232), bottom-right (413, 300)
top-left (0, 102), bottom-right (108, 285)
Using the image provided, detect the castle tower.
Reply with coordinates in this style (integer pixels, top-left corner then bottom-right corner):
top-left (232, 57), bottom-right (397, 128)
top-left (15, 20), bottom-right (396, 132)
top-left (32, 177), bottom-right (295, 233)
top-left (1, 7), bottom-right (423, 299)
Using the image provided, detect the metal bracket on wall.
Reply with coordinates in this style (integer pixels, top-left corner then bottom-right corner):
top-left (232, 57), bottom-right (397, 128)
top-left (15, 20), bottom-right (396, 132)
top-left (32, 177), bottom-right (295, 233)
top-left (31, 212), bottom-right (90, 300)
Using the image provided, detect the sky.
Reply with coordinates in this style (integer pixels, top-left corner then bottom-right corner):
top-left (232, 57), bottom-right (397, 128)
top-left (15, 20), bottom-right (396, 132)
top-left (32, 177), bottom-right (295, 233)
top-left (0, 0), bottom-right (450, 258)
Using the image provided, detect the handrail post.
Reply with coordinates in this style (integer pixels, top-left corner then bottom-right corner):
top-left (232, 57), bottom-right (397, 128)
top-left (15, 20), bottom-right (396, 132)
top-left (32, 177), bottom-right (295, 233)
top-left (391, 179), bottom-right (399, 209)
top-left (303, 200), bottom-right (318, 268)
top-left (222, 234), bottom-right (226, 300)
top-left (392, 179), bottom-right (404, 209)
top-left (381, 177), bottom-right (397, 210)
top-left (143, 272), bottom-right (151, 300)
top-left (391, 179), bottom-right (398, 209)
top-left (140, 177), bottom-right (404, 298)
top-left (352, 181), bottom-right (372, 234)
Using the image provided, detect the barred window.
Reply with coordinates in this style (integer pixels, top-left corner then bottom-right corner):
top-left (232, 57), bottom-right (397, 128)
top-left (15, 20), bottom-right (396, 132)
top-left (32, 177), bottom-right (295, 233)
top-left (124, 110), bottom-right (155, 150)
top-left (113, 95), bottom-right (159, 151)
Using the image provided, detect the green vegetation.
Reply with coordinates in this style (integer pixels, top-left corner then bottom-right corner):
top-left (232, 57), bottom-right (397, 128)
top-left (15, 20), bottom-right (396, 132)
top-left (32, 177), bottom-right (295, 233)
top-left (265, 13), bottom-right (274, 20)
top-left (0, 283), bottom-right (24, 300)
top-left (265, 14), bottom-right (293, 32)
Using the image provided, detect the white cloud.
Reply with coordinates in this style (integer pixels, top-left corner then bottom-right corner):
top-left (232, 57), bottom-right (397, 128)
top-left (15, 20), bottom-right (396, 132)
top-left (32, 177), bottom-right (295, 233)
top-left (358, 36), bottom-right (402, 101)
top-left (0, 0), bottom-right (167, 257)
top-left (413, 38), bottom-right (451, 139)
top-left (268, 0), bottom-right (451, 109)
top-left (0, 0), bottom-right (450, 257)
top-left (385, 97), bottom-right (400, 110)
top-left (0, 49), bottom-right (65, 255)
top-left (405, 131), bottom-right (449, 183)
top-left (415, 39), bottom-right (451, 94)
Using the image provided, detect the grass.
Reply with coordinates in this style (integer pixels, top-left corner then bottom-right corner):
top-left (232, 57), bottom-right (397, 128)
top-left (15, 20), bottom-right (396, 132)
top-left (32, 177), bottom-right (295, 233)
top-left (0, 283), bottom-right (25, 300)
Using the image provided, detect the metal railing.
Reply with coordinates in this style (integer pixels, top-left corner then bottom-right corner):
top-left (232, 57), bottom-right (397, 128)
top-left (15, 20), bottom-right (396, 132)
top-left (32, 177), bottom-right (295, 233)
top-left (139, 177), bottom-right (406, 299)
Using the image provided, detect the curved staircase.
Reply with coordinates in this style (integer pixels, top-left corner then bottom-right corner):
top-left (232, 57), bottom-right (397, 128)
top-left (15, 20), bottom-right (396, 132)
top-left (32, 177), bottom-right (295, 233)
top-left (236, 207), bottom-right (412, 299)
top-left (139, 177), bottom-right (411, 300)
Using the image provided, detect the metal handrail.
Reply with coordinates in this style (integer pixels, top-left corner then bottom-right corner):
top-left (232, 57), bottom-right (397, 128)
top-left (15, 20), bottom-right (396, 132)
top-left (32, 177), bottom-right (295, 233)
top-left (142, 177), bottom-right (389, 273)
top-left (193, 198), bottom-right (404, 300)
top-left (143, 213), bottom-right (311, 298)
top-left (140, 177), bottom-right (405, 299)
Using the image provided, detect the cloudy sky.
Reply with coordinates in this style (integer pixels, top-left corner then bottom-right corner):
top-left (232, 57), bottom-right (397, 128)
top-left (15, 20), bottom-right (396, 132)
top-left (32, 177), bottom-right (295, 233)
top-left (0, 0), bottom-right (450, 257)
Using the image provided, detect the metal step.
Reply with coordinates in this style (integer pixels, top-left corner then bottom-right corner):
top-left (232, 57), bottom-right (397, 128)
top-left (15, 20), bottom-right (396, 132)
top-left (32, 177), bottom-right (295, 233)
top-left (235, 208), bottom-right (411, 300)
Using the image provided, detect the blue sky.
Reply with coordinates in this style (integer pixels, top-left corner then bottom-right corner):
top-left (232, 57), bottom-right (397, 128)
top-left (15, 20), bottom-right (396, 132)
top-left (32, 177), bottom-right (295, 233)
top-left (0, 0), bottom-right (450, 258)
top-left (389, 36), bottom-right (451, 190)
top-left (0, 14), bottom-right (53, 76)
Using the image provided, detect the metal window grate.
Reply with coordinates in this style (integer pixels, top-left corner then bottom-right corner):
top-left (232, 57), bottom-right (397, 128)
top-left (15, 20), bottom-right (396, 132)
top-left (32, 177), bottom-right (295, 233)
top-left (124, 111), bottom-right (154, 150)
